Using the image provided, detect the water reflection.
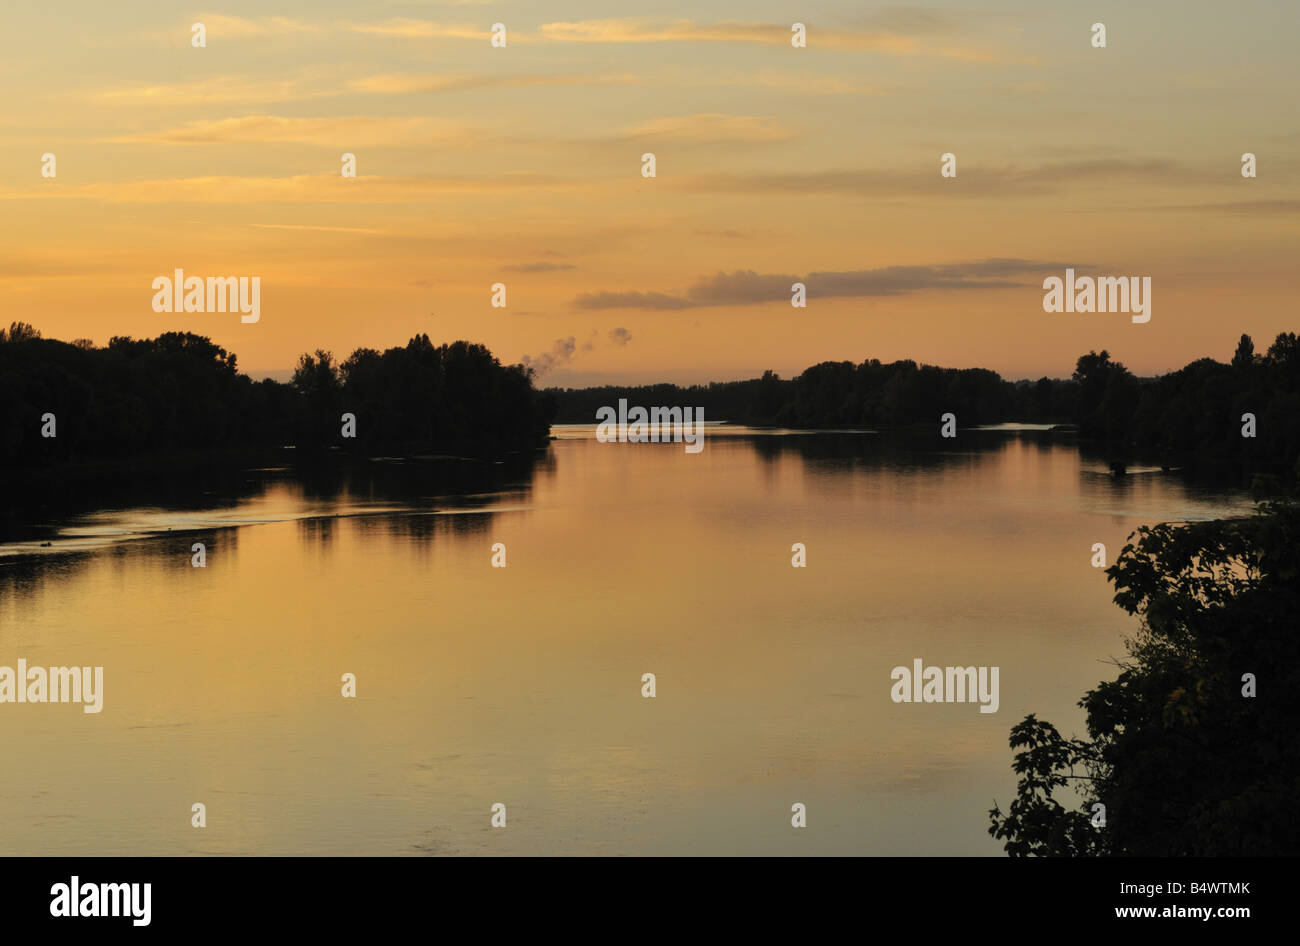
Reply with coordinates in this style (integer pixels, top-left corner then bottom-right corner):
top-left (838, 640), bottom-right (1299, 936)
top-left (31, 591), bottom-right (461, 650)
top-left (0, 429), bottom-right (1256, 855)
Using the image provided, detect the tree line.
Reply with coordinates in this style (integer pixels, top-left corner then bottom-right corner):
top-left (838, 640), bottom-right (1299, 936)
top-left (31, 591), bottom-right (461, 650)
top-left (0, 323), bottom-right (555, 468)
top-left (547, 331), bottom-right (1300, 476)
top-left (6, 323), bottom-right (1298, 478)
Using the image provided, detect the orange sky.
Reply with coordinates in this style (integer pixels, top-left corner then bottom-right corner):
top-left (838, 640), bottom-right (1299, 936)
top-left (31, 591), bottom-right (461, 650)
top-left (1, 2), bottom-right (1296, 385)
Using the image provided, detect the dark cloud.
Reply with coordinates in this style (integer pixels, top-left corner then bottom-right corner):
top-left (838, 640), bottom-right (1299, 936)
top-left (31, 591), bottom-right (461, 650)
top-left (521, 336), bottom-right (576, 376)
top-left (525, 327), bottom-right (633, 373)
top-left (574, 290), bottom-right (692, 310)
top-left (503, 261), bottom-right (578, 272)
top-left (574, 259), bottom-right (1091, 310)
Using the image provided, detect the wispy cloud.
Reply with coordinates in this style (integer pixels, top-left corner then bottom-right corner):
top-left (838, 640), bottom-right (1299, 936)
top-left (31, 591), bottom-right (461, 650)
top-left (345, 71), bottom-right (639, 95)
top-left (89, 75), bottom-right (335, 107)
top-left (537, 18), bottom-right (1030, 63)
top-left (0, 256), bottom-right (126, 280)
top-left (620, 113), bottom-right (795, 143)
top-left (143, 14), bottom-right (509, 46)
top-left (1151, 199), bottom-right (1300, 215)
top-left (161, 13), bottom-right (1026, 64)
top-left (676, 159), bottom-right (1197, 197)
top-left (849, 8), bottom-right (963, 35)
top-left (698, 71), bottom-right (890, 95)
top-left (86, 71), bottom-right (638, 107)
top-left (250, 223), bottom-right (387, 235)
top-left (345, 19), bottom-right (487, 40)
top-left (101, 115), bottom-right (471, 147)
top-left (194, 13), bottom-right (324, 36)
top-left (154, 14), bottom-right (1024, 63)
top-left (0, 173), bottom-right (571, 204)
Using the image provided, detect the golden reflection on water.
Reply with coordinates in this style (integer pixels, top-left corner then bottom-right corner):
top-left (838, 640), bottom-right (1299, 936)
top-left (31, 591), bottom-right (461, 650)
top-left (0, 431), bottom-right (1253, 854)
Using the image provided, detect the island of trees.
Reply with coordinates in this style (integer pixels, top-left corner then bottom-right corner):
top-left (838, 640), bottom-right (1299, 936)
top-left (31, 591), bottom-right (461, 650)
top-left (0, 323), bottom-right (555, 469)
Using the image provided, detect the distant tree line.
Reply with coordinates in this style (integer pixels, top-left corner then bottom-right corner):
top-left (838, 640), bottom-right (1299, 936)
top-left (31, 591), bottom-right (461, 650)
top-left (6, 323), bottom-right (1297, 476)
top-left (547, 331), bottom-right (1300, 473)
top-left (546, 366), bottom-right (1033, 428)
top-left (0, 323), bottom-right (554, 468)
top-left (548, 362), bottom-right (1067, 427)
top-left (544, 380), bottom-right (763, 429)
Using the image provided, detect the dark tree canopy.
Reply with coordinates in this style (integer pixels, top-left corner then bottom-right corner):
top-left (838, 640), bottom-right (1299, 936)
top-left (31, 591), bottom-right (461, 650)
top-left (290, 335), bottom-right (552, 455)
top-left (546, 334), bottom-right (1300, 483)
top-left (989, 501), bottom-right (1300, 856)
top-left (1233, 333), bottom-right (1256, 369)
top-left (0, 330), bottom-right (553, 468)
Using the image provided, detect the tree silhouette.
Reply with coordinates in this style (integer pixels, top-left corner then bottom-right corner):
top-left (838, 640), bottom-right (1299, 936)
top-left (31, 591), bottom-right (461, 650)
top-left (990, 501), bottom-right (1300, 855)
top-left (1232, 333), bottom-right (1255, 369)
top-left (1, 331), bottom-right (553, 469)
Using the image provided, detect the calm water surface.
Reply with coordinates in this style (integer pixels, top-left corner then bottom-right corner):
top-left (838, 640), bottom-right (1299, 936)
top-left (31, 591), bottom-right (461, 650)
top-left (0, 427), bottom-right (1254, 855)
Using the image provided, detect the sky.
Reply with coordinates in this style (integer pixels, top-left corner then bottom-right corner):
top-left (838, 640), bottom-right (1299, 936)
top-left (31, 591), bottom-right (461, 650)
top-left (1, 1), bottom-right (1296, 386)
